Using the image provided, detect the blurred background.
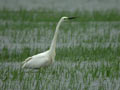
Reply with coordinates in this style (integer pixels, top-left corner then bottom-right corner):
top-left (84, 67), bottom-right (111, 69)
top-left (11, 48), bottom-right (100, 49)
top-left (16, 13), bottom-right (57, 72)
top-left (0, 0), bottom-right (120, 90)
top-left (0, 0), bottom-right (120, 11)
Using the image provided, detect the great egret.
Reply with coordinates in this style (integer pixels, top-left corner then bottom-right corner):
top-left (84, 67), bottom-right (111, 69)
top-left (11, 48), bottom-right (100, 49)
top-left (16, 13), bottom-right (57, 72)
top-left (22, 16), bottom-right (76, 69)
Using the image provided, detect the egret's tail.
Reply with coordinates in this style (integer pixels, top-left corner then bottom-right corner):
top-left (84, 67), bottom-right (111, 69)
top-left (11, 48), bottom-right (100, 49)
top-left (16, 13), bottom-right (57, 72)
top-left (22, 63), bottom-right (27, 68)
top-left (22, 64), bottom-right (25, 68)
top-left (22, 57), bottom-right (32, 68)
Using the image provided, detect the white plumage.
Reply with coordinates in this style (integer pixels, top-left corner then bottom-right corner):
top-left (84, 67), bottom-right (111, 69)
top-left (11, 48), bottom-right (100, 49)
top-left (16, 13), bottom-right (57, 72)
top-left (22, 16), bottom-right (75, 69)
top-left (22, 50), bottom-right (55, 68)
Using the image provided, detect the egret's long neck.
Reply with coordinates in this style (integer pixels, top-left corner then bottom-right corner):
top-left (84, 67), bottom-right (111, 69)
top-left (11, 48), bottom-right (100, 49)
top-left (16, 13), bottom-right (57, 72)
top-left (50, 18), bottom-right (63, 52)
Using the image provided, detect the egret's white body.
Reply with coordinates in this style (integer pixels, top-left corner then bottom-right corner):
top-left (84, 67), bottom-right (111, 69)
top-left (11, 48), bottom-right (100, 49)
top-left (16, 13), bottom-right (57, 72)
top-left (22, 16), bottom-right (75, 69)
top-left (22, 50), bottom-right (55, 68)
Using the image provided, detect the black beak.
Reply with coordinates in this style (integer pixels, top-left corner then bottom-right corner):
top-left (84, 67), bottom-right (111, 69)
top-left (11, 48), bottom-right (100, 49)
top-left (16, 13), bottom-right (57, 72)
top-left (68, 17), bottom-right (77, 20)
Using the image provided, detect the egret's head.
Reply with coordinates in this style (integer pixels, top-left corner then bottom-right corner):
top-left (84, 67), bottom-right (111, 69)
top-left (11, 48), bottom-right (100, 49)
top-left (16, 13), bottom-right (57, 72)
top-left (61, 16), bottom-right (76, 21)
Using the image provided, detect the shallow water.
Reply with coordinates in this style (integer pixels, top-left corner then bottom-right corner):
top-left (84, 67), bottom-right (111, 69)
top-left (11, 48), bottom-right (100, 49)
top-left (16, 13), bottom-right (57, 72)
top-left (0, 11), bottom-right (120, 89)
top-left (0, 61), bottom-right (120, 90)
top-left (0, 22), bottom-right (120, 52)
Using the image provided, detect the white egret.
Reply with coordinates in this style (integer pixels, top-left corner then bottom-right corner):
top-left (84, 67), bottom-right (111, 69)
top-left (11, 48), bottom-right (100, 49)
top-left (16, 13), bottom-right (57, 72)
top-left (22, 16), bottom-right (76, 69)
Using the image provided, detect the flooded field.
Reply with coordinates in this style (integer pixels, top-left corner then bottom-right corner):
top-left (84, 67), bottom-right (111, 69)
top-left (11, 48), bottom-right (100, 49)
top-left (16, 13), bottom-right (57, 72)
top-left (0, 61), bottom-right (120, 90)
top-left (0, 10), bottom-right (120, 90)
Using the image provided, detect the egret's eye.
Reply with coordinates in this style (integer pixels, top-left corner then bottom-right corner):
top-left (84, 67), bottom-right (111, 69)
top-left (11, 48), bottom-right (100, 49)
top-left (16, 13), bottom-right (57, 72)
top-left (64, 18), bottom-right (68, 21)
